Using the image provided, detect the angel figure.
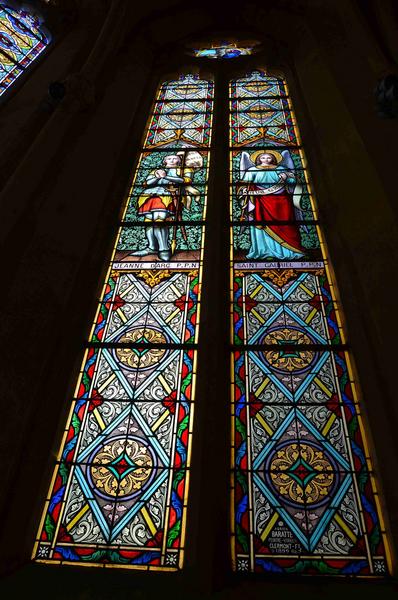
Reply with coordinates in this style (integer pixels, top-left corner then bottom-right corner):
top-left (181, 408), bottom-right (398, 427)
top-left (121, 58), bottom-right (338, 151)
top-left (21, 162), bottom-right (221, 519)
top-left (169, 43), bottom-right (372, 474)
top-left (132, 150), bottom-right (202, 261)
top-left (238, 150), bottom-right (305, 260)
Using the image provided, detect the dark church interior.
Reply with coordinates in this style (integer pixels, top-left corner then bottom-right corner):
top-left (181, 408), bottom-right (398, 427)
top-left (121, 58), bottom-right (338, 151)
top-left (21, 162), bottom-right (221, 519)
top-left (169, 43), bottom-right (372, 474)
top-left (1, 0), bottom-right (398, 597)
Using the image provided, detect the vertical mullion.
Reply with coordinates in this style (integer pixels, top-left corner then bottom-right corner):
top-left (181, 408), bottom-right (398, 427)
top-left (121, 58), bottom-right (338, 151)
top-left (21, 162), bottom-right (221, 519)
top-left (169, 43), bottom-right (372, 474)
top-left (187, 67), bottom-right (231, 589)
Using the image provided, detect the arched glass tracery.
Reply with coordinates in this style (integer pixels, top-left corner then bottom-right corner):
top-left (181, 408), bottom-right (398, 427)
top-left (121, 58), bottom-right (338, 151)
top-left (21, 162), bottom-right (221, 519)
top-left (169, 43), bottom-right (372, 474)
top-left (30, 58), bottom-right (392, 578)
top-left (230, 70), bottom-right (391, 576)
top-left (0, 2), bottom-right (50, 96)
top-left (33, 73), bottom-right (213, 570)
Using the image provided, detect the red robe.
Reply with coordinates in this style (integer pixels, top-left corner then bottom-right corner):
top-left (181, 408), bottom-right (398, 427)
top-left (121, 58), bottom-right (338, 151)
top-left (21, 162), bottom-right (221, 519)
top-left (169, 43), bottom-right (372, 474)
top-left (249, 184), bottom-right (303, 253)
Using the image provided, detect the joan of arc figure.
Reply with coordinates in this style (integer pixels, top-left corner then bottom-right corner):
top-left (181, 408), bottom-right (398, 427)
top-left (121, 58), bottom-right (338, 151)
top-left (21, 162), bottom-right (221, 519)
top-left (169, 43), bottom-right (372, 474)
top-left (132, 151), bottom-right (202, 262)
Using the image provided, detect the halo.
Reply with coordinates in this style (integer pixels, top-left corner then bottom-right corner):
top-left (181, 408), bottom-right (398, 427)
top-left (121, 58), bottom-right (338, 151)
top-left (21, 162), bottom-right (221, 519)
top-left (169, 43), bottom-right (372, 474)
top-left (250, 150), bottom-right (283, 165)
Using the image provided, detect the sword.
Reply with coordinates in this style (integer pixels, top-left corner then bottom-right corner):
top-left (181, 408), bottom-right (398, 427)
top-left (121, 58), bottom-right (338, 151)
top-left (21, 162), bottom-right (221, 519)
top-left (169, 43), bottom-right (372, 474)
top-left (171, 150), bottom-right (187, 255)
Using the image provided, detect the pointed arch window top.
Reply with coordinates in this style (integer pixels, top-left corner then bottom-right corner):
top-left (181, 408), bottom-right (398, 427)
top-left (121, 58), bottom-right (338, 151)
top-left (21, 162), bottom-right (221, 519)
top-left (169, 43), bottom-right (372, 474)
top-left (159, 73), bottom-right (214, 102)
top-left (231, 69), bottom-right (288, 99)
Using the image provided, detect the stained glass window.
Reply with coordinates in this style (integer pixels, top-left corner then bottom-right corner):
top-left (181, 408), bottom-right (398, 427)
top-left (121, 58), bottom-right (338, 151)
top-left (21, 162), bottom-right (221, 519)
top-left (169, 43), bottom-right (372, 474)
top-left (0, 2), bottom-right (50, 97)
top-left (230, 71), bottom-right (391, 576)
top-left (33, 74), bottom-right (213, 570)
top-left (192, 43), bottom-right (255, 59)
top-left (32, 63), bottom-right (392, 577)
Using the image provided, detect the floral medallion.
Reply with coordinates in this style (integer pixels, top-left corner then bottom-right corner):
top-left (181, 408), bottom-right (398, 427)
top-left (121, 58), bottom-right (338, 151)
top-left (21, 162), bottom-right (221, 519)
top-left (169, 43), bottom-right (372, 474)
top-left (89, 436), bottom-right (155, 500)
top-left (265, 442), bottom-right (337, 508)
top-left (261, 327), bottom-right (316, 373)
top-left (115, 327), bottom-right (168, 370)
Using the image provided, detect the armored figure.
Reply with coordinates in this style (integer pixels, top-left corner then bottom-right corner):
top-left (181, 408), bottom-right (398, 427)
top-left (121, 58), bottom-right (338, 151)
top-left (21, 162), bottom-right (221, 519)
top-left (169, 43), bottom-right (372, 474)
top-left (133, 152), bottom-right (201, 261)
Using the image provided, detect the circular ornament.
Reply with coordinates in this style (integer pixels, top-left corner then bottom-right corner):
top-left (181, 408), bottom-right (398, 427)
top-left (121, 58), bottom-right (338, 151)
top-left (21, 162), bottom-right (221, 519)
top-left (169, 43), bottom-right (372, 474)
top-left (261, 327), bottom-right (316, 373)
top-left (265, 441), bottom-right (337, 508)
top-left (89, 436), bottom-right (155, 500)
top-left (115, 327), bottom-right (167, 370)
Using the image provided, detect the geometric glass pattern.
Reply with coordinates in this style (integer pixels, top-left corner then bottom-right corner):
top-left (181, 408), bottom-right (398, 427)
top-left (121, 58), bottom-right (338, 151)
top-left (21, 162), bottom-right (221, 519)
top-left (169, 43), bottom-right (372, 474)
top-left (33, 74), bottom-right (213, 570)
top-left (0, 2), bottom-right (50, 97)
top-left (230, 71), bottom-right (392, 576)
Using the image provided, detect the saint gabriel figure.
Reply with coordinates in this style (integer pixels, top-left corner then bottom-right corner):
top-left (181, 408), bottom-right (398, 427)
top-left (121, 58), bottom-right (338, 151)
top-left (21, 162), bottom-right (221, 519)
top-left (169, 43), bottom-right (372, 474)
top-left (238, 150), bottom-right (305, 260)
top-left (132, 151), bottom-right (202, 261)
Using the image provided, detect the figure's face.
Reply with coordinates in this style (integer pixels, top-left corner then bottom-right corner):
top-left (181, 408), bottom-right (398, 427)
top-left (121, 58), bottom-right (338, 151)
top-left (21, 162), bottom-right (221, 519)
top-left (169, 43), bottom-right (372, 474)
top-left (185, 155), bottom-right (199, 167)
top-left (258, 153), bottom-right (277, 166)
top-left (164, 155), bottom-right (181, 167)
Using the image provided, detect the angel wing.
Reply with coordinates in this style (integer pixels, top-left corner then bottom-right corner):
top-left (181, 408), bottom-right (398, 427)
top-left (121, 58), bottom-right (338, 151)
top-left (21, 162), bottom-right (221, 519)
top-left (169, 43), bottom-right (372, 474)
top-left (280, 150), bottom-right (295, 171)
top-left (280, 150), bottom-right (305, 220)
top-left (240, 151), bottom-right (254, 179)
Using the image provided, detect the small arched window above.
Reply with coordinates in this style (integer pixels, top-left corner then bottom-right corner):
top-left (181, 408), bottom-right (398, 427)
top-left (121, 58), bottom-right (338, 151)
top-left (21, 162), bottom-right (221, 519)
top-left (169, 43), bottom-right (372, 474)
top-left (0, 1), bottom-right (50, 97)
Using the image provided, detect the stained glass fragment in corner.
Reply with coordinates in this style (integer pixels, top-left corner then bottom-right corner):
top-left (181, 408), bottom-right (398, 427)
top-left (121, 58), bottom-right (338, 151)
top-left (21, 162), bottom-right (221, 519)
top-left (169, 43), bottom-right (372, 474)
top-left (0, 3), bottom-right (50, 96)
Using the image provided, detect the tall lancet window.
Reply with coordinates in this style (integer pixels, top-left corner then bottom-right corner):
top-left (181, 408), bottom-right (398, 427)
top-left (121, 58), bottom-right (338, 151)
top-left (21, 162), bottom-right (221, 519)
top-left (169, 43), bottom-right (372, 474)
top-left (0, 2), bottom-right (50, 97)
top-left (32, 62), bottom-right (392, 578)
top-left (230, 70), bottom-right (391, 576)
top-left (33, 74), bottom-right (213, 570)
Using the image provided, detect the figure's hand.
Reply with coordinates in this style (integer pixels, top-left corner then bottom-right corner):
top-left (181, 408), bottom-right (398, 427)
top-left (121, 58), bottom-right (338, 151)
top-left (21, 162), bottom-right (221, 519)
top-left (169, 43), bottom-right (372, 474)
top-left (237, 186), bottom-right (248, 196)
top-left (155, 169), bottom-right (167, 178)
top-left (239, 200), bottom-right (247, 210)
top-left (279, 172), bottom-right (288, 181)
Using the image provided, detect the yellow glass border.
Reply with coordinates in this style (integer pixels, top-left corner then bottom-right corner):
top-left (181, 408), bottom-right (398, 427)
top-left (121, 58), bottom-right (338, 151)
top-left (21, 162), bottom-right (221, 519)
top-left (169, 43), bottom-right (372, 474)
top-left (228, 69), bottom-right (393, 576)
top-left (33, 73), bottom-right (214, 571)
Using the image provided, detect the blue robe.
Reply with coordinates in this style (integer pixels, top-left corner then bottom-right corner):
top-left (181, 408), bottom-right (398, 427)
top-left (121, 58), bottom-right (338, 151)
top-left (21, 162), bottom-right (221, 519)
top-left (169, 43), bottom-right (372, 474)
top-left (242, 166), bottom-right (304, 260)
